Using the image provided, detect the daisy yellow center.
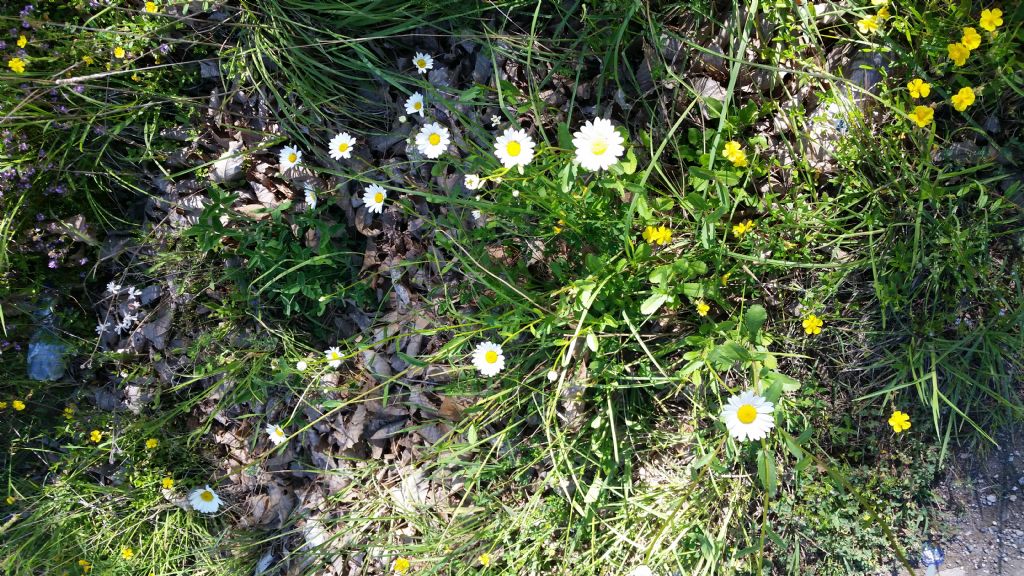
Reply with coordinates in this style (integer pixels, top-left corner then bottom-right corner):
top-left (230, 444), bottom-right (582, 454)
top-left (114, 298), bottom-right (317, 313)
top-left (484, 350), bottom-right (498, 364)
top-left (200, 491), bottom-right (214, 502)
top-left (287, 153), bottom-right (297, 163)
top-left (417, 59), bottom-right (426, 68)
top-left (506, 141), bottom-right (521, 157)
top-left (374, 192), bottom-right (384, 203)
top-left (737, 404), bottom-right (757, 424)
top-left (590, 139), bottom-right (608, 156)
top-left (428, 133), bottom-right (441, 146)
top-left (275, 427), bottom-right (283, 436)
top-left (337, 142), bottom-right (349, 153)
top-left (414, 101), bottom-right (422, 110)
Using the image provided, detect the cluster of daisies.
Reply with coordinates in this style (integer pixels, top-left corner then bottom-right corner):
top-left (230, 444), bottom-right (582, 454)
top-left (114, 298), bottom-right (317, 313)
top-left (273, 50), bottom-right (631, 220)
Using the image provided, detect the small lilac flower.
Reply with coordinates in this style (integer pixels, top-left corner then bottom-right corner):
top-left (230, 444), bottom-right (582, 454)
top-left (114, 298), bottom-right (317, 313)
top-left (158, 43), bottom-right (170, 54)
top-left (73, 85), bottom-right (85, 94)
top-left (35, 213), bottom-right (44, 221)
top-left (78, 257), bottom-right (88, 265)
top-left (48, 259), bottom-right (58, 269)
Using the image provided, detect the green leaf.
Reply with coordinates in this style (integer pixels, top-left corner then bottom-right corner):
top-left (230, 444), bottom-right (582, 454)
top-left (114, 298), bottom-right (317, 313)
top-left (742, 305), bottom-right (768, 341)
top-left (640, 292), bottom-right (669, 315)
top-left (708, 341), bottom-right (750, 370)
top-left (648, 264), bottom-right (674, 285)
top-left (621, 146), bottom-right (637, 175)
top-left (757, 448), bottom-right (778, 497)
top-left (557, 122), bottom-right (573, 150)
top-left (762, 370), bottom-right (800, 394)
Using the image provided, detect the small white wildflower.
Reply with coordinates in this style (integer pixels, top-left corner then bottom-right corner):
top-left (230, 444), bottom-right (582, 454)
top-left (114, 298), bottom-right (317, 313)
top-left (490, 115), bottom-right (501, 127)
top-left (405, 92), bottom-right (425, 117)
top-left (398, 115), bottom-right (408, 123)
top-left (464, 174), bottom-right (482, 190)
top-left (279, 145), bottom-right (302, 172)
top-left (296, 360), bottom-right (308, 371)
top-left (362, 184), bottom-right (387, 214)
top-left (512, 189), bottom-right (520, 197)
top-left (106, 281), bottom-right (122, 295)
top-left (188, 485), bottom-right (222, 514)
top-left (412, 52), bottom-right (433, 74)
top-left (547, 370), bottom-right (558, 382)
top-left (324, 347), bottom-right (343, 369)
top-left (414, 122), bottom-right (450, 159)
top-left (572, 118), bottom-right (625, 171)
top-left (265, 423), bottom-right (287, 445)
top-left (304, 183), bottom-right (317, 211)
top-left (494, 127), bottom-right (536, 173)
top-left (471, 341), bottom-right (505, 377)
top-left (327, 132), bottom-right (356, 160)
top-left (125, 286), bottom-right (140, 300)
top-left (95, 322), bottom-right (110, 336)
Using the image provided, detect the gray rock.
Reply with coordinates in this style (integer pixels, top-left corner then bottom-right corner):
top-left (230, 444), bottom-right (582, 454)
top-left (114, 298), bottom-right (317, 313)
top-left (210, 141), bottom-right (245, 183)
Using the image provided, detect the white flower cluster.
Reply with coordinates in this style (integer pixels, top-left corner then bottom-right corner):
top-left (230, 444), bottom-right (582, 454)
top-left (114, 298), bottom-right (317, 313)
top-left (97, 281), bottom-right (145, 337)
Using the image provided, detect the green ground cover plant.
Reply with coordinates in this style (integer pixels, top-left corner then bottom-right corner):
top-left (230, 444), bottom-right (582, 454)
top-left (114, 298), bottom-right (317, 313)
top-left (2, 1), bottom-right (1022, 575)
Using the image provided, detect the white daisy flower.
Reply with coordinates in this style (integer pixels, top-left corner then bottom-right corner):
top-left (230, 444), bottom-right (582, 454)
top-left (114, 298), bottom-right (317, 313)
top-left (279, 145), bottom-right (302, 172)
top-left (414, 122), bottom-right (450, 159)
top-left (296, 360), bottom-right (308, 371)
top-left (324, 347), bottom-right (343, 369)
top-left (405, 92), bottom-right (425, 117)
top-left (304, 183), bottom-right (317, 211)
top-left (328, 132), bottom-right (356, 160)
top-left (471, 341), bottom-right (505, 377)
top-left (493, 128), bottom-right (535, 173)
top-left (412, 52), bottom-right (433, 74)
top-left (188, 485), bottom-right (222, 514)
top-left (490, 115), bottom-right (501, 127)
top-left (464, 174), bottom-right (482, 190)
top-left (106, 281), bottom-right (122, 295)
top-left (572, 118), bottom-right (625, 171)
top-left (720, 390), bottom-right (775, 442)
top-left (265, 423), bottom-right (287, 445)
top-left (363, 184), bottom-right (387, 214)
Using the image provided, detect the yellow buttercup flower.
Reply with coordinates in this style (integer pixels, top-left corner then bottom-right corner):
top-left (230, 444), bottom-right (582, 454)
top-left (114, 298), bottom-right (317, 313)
top-left (17, 35), bottom-right (27, 48)
top-left (642, 225), bottom-right (672, 245)
top-left (90, 430), bottom-right (103, 443)
top-left (392, 557), bottom-right (411, 574)
top-left (696, 300), bottom-right (710, 317)
top-left (145, 1), bottom-right (157, 12)
top-left (114, 46), bottom-right (126, 59)
top-left (0, 401), bottom-right (7, 409)
top-left (979, 8), bottom-right (1003, 32)
top-left (876, 6), bottom-right (890, 19)
top-left (8, 58), bottom-right (26, 74)
top-left (951, 86), bottom-right (975, 112)
top-left (947, 43), bottom-right (970, 67)
top-left (907, 78), bottom-right (930, 99)
top-left (121, 547), bottom-right (134, 560)
top-left (12, 400), bottom-right (25, 411)
top-left (961, 27), bottom-right (981, 50)
top-left (78, 559), bottom-right (93, 574)
top-left (478, 553), bottom-right (491, 567)
top-left (909, 105), bottom-right (934, 128)
top-left (64, 406), bottom-right (75, 419)
top-left (162, 477), bottom-right (174, 489)
top-left (83, 55), bottom-right (94, 65)
top-left (802, 314), bottom-right (823, 335)
top-left (857, 16), bottom-right (880, 34)
top-left (722, 140), bottom-right (748, 167)
top-left (888, 410), bottom-right (911, 433)
top-left (145, 438), bottom-right (159, 449)
top-left (732, 219), bottom-right (754, 237)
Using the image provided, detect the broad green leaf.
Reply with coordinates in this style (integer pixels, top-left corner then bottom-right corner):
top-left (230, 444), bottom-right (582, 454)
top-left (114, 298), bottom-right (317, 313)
top-left (742, 304), bottom-right (768, 341)
top-left (640, 292), bottom-right (669, 315)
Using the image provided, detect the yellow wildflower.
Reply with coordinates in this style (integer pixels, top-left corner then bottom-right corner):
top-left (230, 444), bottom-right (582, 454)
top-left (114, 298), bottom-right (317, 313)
top-left (961, 27), bottom-right (981, 50)
top-left (392, 557), bottom-right (411, 574)
top-left (857, 16), bottom-right (880, 34)
top-left (145, 438), bottom-right (159, 449)
top-left (696, 300), bottom-right (710, 317)
top-left (162, 477), bottom-right (174, 489)
top-left (876, 6), bottom-right (890, 19)
top-left (947, 43), bottom-right (970, 67)
top-left (114, 46), bottom-right (126, 59)
top-left (17, 35), bottom-right (27, 48)
top-left (12, 400), bottom-right (25, 411)
top-left (64, 406), bottom-right (75, 419)
top-left (82, 55), bottom-right (94, 65)
top-left (478, 553), bottom-right (491, 567)
top-left (907, 78), bottom-right (930, 99)
top-left (145, 1), bottom-right (157, 12)
top-left (722, 140), bottom-right (748, 167)
top-left (78, 559), bottom-right (93, 574)
top-left (0, 401), bottom-right (6, 409)
top-left (720, 272), bottom-right (731, 286)
top-left (121, 547), bottom-right (134, 560)
top-left (90, 430), bottom-right (102, 443)
top-left (642, 225), bottom-right (672, 246)
top-left (732, 219), bottom-right (754, 237)
top-left (802, 314), bottom-right (823, 335)
top-left (8, 58), bottom-right (26, 74)
top-left (909, 105), bottom-right (934, 128)
top-left (888, 410), bottom-right (911, 433)
top-left (951, 86), bottom-right (975, 112)
top-left (979, 8), bottom-right (1003, 32)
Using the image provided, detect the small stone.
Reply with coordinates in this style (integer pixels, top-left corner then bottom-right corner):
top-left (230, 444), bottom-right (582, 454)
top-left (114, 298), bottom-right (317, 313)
top-left (986, 494), bottom-right (998, 505)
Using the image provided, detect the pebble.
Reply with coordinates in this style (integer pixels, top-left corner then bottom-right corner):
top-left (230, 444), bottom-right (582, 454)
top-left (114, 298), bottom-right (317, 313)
top-left (986, 494), bottom-right (998, 505)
